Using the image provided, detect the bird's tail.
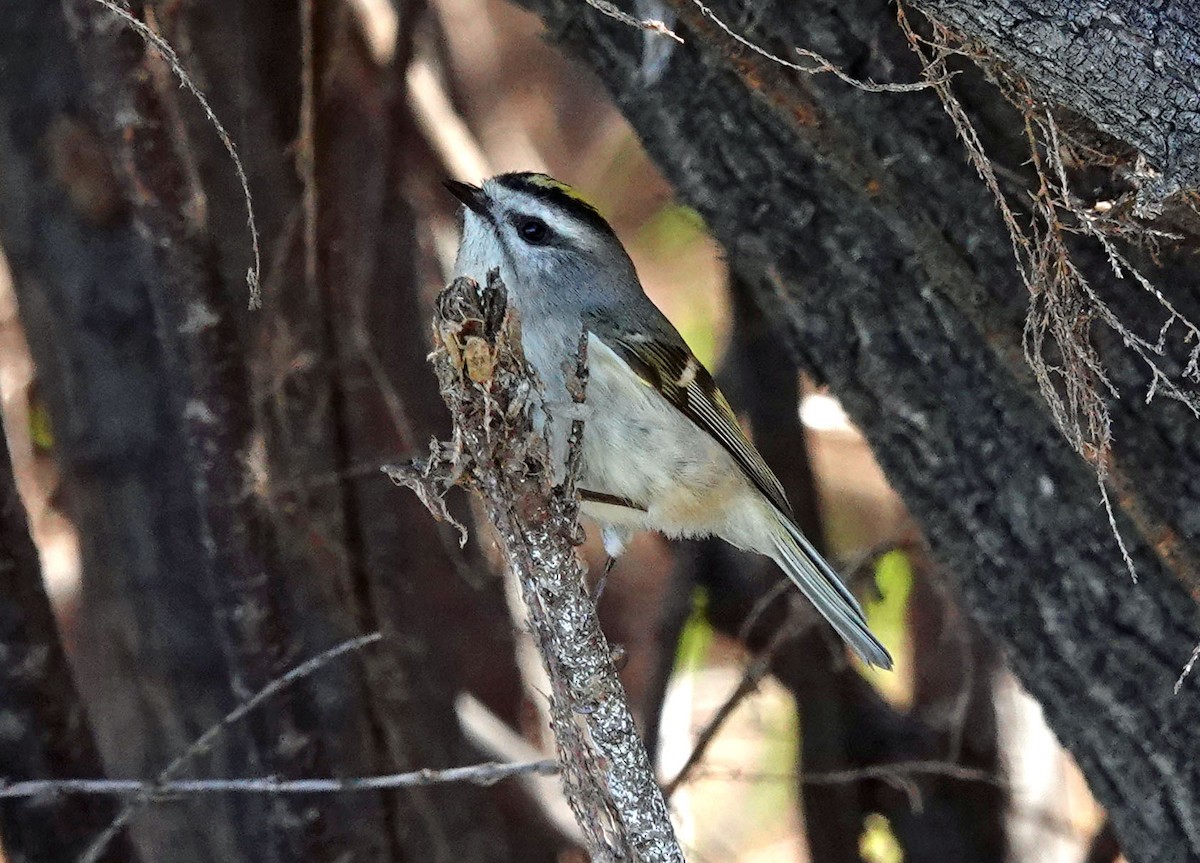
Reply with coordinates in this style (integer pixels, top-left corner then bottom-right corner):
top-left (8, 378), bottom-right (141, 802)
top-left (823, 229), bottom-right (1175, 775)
top-left (770, 515), bottom-right (893, 669)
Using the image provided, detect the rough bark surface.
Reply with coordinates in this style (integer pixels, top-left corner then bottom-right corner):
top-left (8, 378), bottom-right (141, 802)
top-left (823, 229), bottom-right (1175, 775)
top-left (512, 2), bottom-right (1200, 861)
top-left (0, 5), bottom-right (269, 859)
top-left (306, 11), bottom-right (523, 861)
top-left (0, 2), bottom-right (525, 861)
top-left (914, 0), bottom-right (1200, 198)
top-left (393, 274), bottom-right (684, 863)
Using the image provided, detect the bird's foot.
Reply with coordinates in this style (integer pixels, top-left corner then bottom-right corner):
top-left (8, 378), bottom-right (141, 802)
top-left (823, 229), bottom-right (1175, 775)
top-left (594, 554), bottom-right (618, 601)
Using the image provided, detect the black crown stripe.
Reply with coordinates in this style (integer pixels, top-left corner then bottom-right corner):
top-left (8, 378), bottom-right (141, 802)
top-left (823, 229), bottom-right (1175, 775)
top-left (493, 172), bottom-right (617, 238)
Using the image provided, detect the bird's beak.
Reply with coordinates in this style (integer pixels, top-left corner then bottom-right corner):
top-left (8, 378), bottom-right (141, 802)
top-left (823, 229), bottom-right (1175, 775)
top-left (443, 180), bottom-right (489, 216)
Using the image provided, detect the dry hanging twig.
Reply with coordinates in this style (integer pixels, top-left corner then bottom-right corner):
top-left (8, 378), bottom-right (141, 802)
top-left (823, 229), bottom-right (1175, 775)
top-left (895, 4), bottom-right (1200, 591)
top-left (686, 0), bottom-right (941, 93)
top-left (89, 0), bottom-right (262, 307)
top-left (387, 273), bottom-right (684, 863)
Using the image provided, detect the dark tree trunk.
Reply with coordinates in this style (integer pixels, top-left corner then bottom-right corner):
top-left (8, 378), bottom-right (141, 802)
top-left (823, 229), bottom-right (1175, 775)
top-left (308, 8), bottom-right (534, 857)
top-left (913, 0), bottom-right (1200, 197)
top-left (510, 2), bottom-right (1200, 861)
top-left (0, 1), bottom-right (532, 861)
top-left (0, 4), bottom-right (278, 859)
top-left (0, 413), bottom-right (137, 863)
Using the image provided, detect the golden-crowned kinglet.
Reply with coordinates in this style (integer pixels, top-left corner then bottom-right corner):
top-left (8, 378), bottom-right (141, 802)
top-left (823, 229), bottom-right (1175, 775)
top-left (446, 172), bottom-right (892, 669)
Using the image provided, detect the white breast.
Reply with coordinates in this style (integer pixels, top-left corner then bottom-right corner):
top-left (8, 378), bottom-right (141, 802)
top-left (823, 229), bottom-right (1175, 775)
top-left (576, 336), bottom-right (768, 547)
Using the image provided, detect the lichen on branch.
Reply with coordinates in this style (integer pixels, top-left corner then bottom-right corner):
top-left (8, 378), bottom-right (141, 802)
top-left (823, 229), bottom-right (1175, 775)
top-left (387, 273), bottom-right (684, 863)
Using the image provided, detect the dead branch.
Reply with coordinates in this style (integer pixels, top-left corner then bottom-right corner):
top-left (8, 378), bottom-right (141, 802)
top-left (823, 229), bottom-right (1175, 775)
top-left (387, 273), bottom-right (684, 863)
top-left (696, 759), bottom-right (1003, 813)
top-left (583, 0), bottom-right (684, 43)
top-left (0, 759), bottom-right (556, 799)
top-left (684, 0), bottom-right (940, 93)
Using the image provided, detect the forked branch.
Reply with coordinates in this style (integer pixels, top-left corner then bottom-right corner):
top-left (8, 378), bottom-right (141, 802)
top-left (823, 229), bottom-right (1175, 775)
top-left (387, 273), bottom-right (684, 863)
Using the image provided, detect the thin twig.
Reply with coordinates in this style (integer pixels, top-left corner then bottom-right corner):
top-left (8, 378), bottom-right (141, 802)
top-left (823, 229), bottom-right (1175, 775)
top-left (1098, 476), bottom-right (1138, 584)
top-left (734, 578), bottom-right (791, 646)
top-left (89, 0), bottom-right (262, 308)
top-left (78, 633), bottom-right (382, 863)
top-left (664, 608), bottom-right (808, 799)
top-left (1174, 641), bottom-right (1200, 694)
top-left (692, 763), bottom-right (1103, 837)
top-left (689, 0), bottom-right (939, 93)
top-left (584, 0), bottom-right (684, 43)
top-left (1, 759), bottom-right (556, 799)
top-left (695, 759), bottom-right (1002, 787)
top-left (697, 759), bottom-right (1001, 814)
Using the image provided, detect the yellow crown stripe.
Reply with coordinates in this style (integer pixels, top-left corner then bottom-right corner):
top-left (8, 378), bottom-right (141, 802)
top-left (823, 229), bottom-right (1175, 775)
top-left (523, 174), bottom-right (599, 210)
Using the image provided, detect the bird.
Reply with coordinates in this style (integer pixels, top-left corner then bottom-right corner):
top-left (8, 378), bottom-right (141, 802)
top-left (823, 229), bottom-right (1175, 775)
top-left (445, 172), bottom-right (892, 669)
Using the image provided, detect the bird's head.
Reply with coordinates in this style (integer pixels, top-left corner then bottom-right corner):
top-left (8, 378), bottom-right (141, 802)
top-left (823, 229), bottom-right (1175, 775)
top-left (446, 172), bottom-right (637, 315)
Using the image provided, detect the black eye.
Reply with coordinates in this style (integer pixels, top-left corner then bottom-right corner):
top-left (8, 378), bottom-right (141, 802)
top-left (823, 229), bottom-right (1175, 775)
top-left (518, 218), bottom-right (549, 245)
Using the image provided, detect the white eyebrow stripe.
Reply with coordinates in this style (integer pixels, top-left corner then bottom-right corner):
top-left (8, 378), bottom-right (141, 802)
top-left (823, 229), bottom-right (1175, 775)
top-left (483, 186), bottom-right (599, 249)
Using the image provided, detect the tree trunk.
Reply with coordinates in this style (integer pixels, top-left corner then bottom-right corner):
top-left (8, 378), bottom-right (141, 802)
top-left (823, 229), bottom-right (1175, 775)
top-left (0, 408), bottom-right (137, 863)
top-left (913, 0), bottom-right (1200, 198)
top-left (0, 1), bottom-right (532, 861)
top-left (0, 4), bottom-right (279, 858)
top-left (511, 2), bottom-right (1200, 861)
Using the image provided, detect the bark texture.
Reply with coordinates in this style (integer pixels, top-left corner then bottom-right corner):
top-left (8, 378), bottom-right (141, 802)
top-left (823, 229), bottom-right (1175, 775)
top-left (0, 2), bottom-right (526, 861)
top-left (914, 0), bottom-right (1200, 198)
top-left (393, 275), bottom-right (684, 863)
top-left (511, 2), bottom-right (1200, 861)
top-left (0, 5), bottom-right (269, 858)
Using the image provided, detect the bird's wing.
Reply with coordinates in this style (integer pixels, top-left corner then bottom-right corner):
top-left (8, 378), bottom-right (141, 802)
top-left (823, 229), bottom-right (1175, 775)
top-left (591, 318), bottom-right (793, 518)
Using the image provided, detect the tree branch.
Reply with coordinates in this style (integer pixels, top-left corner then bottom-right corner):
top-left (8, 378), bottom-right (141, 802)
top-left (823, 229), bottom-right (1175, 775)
top-left (388, 274), bottom-right (684, 863)
top-left (911, 0), bottom-right (1200, 200)
top-left (662, 603), bottom-right (808, 800)
top-left (0, 760), bottom-right (556, 799)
